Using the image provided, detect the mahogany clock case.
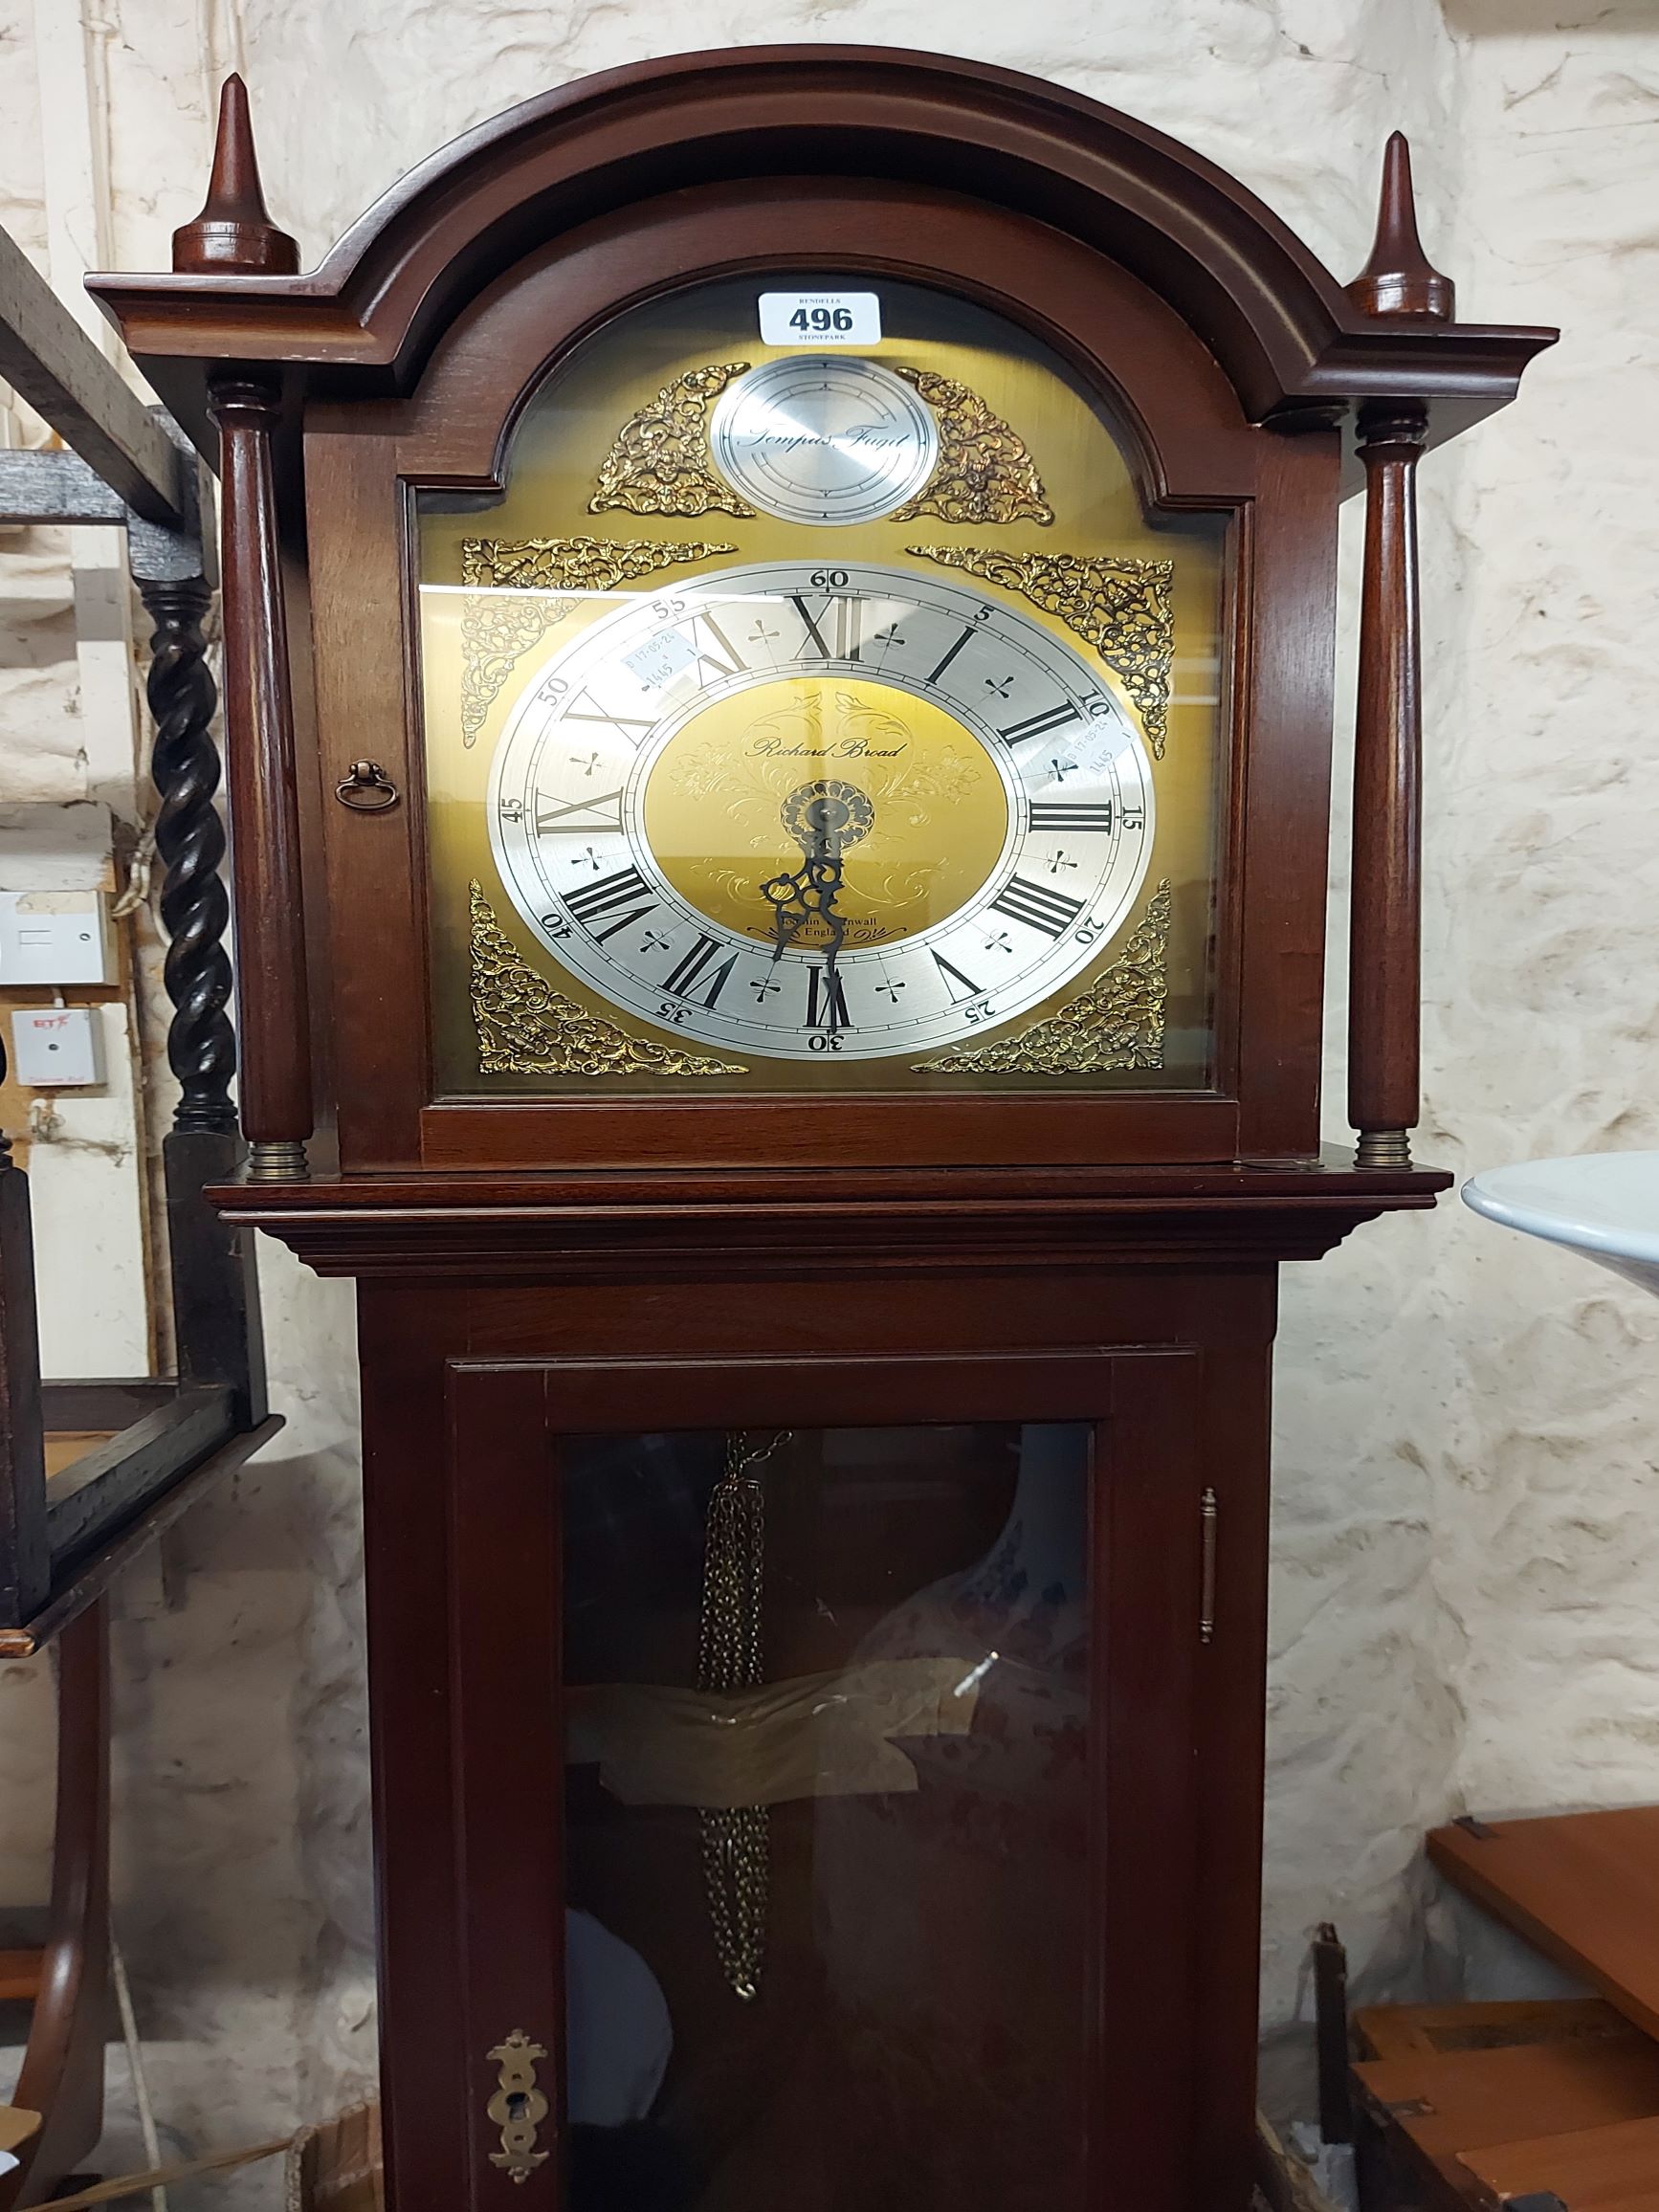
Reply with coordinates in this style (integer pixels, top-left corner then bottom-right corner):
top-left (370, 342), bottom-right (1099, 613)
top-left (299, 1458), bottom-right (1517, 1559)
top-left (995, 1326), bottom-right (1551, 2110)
top-left (85, 44), bottom-right (1555, 2212)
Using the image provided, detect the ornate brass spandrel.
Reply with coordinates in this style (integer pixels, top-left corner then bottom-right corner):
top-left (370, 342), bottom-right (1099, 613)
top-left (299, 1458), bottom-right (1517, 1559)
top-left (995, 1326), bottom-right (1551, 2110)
top-left (457, 534), bottom-right (737, 744)
top-left (890, 367), bottom-right (1053, 526)
top-left (458, 600), bottom-right (562, 747)
top-left (469, 882), bottom-right (746, 1078)
top-left (908, 544), bottom-right (1174, 759)
top-left (914, 878), bottom-right (1171, 1074)
top-left (587, 362), bottom-right (755, 518)
top-left (457, 535), bottom-right (737, 746)
top-left (485, 2028), bottom-right (550, 2184)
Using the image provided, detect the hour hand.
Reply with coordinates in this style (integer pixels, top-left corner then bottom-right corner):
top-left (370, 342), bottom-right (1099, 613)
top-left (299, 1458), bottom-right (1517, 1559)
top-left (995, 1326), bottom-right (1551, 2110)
top-left (761, 852), bottom-right (845, 963)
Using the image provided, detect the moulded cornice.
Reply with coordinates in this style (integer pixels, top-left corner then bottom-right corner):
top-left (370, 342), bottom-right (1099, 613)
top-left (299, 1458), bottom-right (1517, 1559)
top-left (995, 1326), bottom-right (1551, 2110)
top-left (212, 1158), bottom-right (1452, 1281)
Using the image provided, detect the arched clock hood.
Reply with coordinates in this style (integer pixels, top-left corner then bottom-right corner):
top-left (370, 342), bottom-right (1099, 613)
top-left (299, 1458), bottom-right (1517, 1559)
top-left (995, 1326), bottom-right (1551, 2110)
top-left (91, 45), bottom-right (1552, 460)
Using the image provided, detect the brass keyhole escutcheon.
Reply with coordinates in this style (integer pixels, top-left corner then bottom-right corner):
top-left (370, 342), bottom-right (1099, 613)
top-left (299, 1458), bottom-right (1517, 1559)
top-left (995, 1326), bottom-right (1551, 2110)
top-left (486, 2029), bottom-right (550, 2183)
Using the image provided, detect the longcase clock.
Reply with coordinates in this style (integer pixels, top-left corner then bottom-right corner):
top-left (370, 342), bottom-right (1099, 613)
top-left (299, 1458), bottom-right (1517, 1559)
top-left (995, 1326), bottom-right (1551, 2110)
top-left (93, 50), bottom-right (1554, 2212)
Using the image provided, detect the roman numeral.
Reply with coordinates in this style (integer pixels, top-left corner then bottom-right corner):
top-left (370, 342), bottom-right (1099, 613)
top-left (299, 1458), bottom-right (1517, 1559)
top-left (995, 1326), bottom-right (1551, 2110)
top-left (926, 625), bottom-right (974, 688)
top-left (562, 691), bottom-right (654, 744)
top-left (662, 933), bottom-right (739, 1008)
top-left (534, 789), bottom-right (624, 834)
top-left (685, 609), bottom-right (745, 682)
top-left (990, 874), bottom-right (1087, 939)
top-left (931, 951), bottom-right (983, 1002)
top-left (789, 596), bottom-right (864, 662)
top-left (1029, 801), bottom-right (1114, 833)
top-left (998, 702), bottom-right (1082, 745)
top-left (806, 962), bottom-right (851, 1030)
top-left (791, 595), bottom-right (832, 659)
top-left (564, 864), bottom-right (656, 942)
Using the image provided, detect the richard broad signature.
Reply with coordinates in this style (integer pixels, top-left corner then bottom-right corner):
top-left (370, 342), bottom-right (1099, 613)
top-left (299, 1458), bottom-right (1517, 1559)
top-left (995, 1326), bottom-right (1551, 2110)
top-left (748, 736), bottom-right (907, 760)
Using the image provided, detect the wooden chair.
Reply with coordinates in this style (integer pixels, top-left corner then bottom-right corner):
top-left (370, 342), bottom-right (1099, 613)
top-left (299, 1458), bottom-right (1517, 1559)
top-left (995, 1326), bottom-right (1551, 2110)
top-left (0, 219), bottom-right (281, 2202)
top-left (0, 1604), bottom-right (108, 2210)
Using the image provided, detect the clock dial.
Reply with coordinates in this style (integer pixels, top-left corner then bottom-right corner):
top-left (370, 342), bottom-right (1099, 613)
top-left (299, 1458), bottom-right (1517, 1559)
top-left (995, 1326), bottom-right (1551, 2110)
top-left (708, 357), bottom-right (940, 524)
top-left (487, 560), bottom-right (1154, 1062)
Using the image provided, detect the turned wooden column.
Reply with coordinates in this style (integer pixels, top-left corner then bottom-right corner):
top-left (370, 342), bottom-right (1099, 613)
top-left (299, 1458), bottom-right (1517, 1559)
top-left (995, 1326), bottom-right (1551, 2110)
top-left (205, 377), bottom-right (313, 1180)
top-left (1348, 398), bottom-right (1428, 1169)
top-left (142, 570), bottom-right (236, 1137)
top-left (175, 75), bottom-right (311, 1180)
top-left (134, 552), bottom-right (269, 1424)
top-left (1343, 131), bottom-right (1453, 1171)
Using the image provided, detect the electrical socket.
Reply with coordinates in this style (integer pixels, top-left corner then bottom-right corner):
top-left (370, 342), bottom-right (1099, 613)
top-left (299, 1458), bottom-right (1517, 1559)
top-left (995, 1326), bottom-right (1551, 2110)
top-left (11, 1005), bottom-right (103, 1087)
top-left (0, 891), bottom-right (114, 984)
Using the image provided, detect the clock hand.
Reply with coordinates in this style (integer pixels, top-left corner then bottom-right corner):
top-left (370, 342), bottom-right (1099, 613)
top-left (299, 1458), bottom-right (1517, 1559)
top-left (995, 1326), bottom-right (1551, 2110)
top-left (760, 851), bottom-right (847, 1003)
top-left (761, 783), bottom-right (852, 971)
top-left (803, 852), bottom-right (848, 1004)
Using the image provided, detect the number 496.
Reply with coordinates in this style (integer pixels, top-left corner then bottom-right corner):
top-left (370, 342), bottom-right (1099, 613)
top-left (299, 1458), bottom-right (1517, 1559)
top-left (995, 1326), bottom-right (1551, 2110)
top-left (789, 305), bottom-right (854, 335)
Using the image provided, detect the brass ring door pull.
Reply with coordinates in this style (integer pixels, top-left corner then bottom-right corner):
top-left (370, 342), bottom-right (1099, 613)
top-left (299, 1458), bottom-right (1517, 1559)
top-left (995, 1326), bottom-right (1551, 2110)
top-left (334, 760), bottom-right (400, 811)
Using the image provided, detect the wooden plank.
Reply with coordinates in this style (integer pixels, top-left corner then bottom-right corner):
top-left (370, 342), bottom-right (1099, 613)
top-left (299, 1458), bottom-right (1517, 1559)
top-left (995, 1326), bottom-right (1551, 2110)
top-left (0, 226), bottom-right (183, 525)
top-left (0, 1948), bottom-right (42, 2003)
top-left (42, 1388), bottom-right (234, 1561)
top-left (41, 1379), bottom-right (172, 1432)
top-left (1429, 1810), bottom-right (1659, 2043)
top-left (0, 1415), bottom-right (281, 1657)
top-left (0, 1165), bottom-right (48, 1626)
top-left (287, 2101), bottom-right (383, 2212)
top-left (0, 2110), bottom-right (39, 2157)
top-left (1461, 2114), bottom-right (1659, 2212)
top-left (1355, 2038), bottom-right (1659, 2209)
top-left (44, 1434), bottom-right (111, 1482)
top-left (0, 450), bottom-right (124, 523)
top-left (1357, 2002), bottom-right (1634, 2066)
top-left (165, 1131), bottom-right (267, 1426)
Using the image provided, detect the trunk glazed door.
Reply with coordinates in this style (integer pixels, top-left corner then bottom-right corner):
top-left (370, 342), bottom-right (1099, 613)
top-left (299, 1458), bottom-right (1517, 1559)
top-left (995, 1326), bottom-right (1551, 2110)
top-left (447, 1352), bottom-right (1204, 2212)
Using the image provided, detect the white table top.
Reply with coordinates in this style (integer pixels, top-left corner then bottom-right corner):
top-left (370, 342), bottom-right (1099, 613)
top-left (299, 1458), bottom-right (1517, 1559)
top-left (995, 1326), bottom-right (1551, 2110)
top-left (1462, 1152), bottom-right (1659, 1296)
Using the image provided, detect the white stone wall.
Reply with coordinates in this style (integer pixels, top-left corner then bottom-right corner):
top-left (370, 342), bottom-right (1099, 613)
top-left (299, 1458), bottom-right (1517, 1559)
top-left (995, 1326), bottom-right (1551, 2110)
top-left (1, 0), bottom-right (1655, 2193)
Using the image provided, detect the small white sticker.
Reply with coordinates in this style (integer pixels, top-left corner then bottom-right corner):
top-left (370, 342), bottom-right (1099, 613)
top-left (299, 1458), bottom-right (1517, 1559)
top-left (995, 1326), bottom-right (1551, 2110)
top-left (623, 630), bottom-right (698, 689)
top-left (759, 291), bottom-right (882, 347)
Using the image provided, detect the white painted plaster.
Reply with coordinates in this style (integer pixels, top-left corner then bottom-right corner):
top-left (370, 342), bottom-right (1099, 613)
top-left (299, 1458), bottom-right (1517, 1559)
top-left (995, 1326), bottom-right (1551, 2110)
top-left (0, 2), bottom-right (1655, 2196)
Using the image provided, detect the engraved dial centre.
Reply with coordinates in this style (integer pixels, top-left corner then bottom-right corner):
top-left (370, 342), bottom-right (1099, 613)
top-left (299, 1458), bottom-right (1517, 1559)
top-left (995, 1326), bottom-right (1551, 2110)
top-left (637, 675), bottom-right (1012, 952)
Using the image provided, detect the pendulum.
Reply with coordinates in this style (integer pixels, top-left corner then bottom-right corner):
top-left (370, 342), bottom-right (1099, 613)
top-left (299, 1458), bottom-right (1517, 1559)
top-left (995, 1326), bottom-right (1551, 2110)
top-left (697, 1429), bottom-right (790, 2000)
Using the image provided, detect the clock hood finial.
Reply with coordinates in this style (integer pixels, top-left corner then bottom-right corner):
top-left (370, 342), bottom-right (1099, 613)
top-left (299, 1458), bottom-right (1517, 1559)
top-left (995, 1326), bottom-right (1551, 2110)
top-left (171, 74), bottom-right (299, 276)
top-left (1346, 132), bottom-right (1454, 321)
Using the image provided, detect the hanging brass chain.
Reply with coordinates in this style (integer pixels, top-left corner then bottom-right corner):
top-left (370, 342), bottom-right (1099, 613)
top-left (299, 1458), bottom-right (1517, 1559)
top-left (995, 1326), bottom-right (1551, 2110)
top-left (698, 1429), bottom-right (790, 2001)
